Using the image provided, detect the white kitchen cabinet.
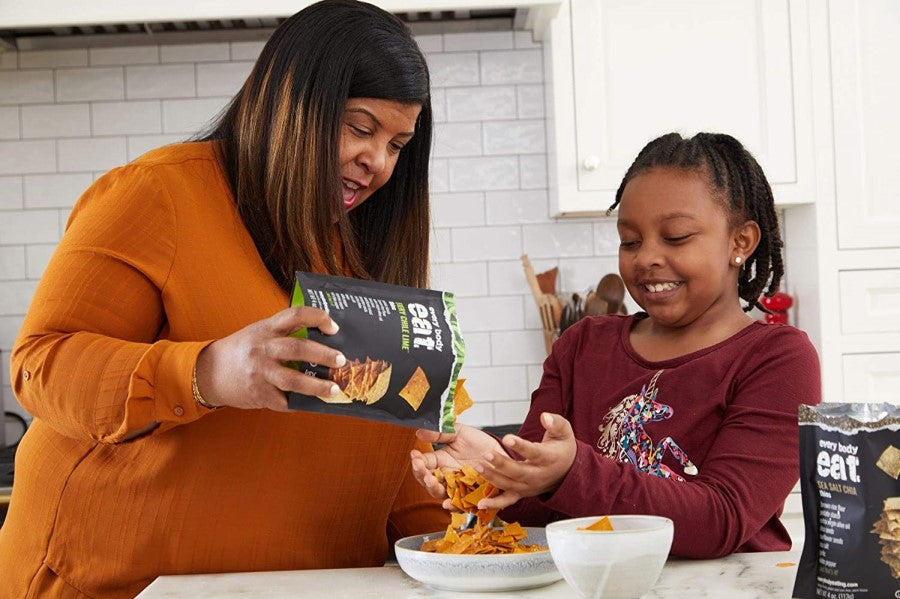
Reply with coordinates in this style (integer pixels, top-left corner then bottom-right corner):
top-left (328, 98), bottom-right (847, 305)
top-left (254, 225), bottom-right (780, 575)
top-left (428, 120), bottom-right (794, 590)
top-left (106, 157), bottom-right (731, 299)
top-left (831, 0), bottom-right (900, 250)
top-left (542, 0), bottom-right (816, 216)
top-left (842, 354), bottom-right (900, 404)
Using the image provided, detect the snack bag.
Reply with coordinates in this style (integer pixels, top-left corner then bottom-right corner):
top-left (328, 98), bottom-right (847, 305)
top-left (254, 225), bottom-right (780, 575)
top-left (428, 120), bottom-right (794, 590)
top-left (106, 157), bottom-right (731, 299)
top-left (287, 272), bottom-right (466, 432)
top-left (793, 403), bottom-right (900, 598)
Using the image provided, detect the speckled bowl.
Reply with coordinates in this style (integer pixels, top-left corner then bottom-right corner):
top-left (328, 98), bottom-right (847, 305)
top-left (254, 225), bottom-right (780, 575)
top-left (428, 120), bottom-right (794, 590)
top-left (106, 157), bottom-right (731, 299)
top-left (394, 527), bottom-right (561, 592)
top-left (546, 515), bottom-right (674, 599)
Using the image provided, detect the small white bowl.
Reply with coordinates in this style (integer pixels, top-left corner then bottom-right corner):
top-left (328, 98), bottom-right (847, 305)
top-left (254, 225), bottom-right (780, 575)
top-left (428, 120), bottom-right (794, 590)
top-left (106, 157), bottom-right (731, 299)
top-left (546, 515), bottom-right (674, 599)
top-left (394, 527), bottom-right (562, 592)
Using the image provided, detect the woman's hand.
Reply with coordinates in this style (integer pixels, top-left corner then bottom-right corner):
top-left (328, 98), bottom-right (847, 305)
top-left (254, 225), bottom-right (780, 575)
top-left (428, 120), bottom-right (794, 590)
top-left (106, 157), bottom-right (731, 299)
top-left (194, 306), bottom-right (345, 411)
top-left (475, 412), bottom-right (577, 511)
top-left (410, 424), bottom-right (504, 509)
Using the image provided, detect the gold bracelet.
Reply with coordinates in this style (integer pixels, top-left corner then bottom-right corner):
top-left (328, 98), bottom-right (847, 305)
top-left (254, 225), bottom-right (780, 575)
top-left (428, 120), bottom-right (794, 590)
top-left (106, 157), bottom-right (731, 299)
top-left (192, 364), bottom-right (221, 410)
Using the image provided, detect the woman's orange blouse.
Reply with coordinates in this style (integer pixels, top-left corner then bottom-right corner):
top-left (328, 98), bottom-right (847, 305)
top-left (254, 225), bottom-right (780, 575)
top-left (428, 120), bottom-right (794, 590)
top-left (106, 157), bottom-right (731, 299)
top-left (0, 142), bottom-right (447, 598)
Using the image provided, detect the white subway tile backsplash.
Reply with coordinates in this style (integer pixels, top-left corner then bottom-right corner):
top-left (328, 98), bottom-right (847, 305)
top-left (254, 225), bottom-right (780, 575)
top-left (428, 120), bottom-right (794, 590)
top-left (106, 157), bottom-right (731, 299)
top-left (459, 365), bottom-right (529, 402)
top-left (433, 122), bottom-right (482, 158)
top-left (524, 223), bottom-right (594, 259)
top-left (483, 119), bottom-right (545, 155)
top-left (160, 43), bottom-right (230, 63)
top-left (0, 140), bottom-right (56, 175)
top-left (493, 400), bottom-right (530, 425)
top-left (456, 296), bottom-right (524, 332)
top-left (0, 210), bottom-right (59, 245)
top-left (1, 350), bottom-right (10, 385)
top-left (516, 85), bottom-right (545, 119)
top-left (21, 104), bottom-right (90, 138)
top-left (197, 62), bottom-right (253, 97)
top-left (25, 244), bottom-right (56, 279)
top-left (487, 258), bottom-right (556, 296)
top-left (557, 256), bottom-right (620, 295)
top-left (56, 67), bottom-right (124, 102)
top-left (429, 158), bottom-right (449, 193)
top-left (456, 401), bottom-right (493, 427)
top-left (444, 31), bottom-right (513, 52)
top-left (90, 46), bottom-right (159, 66)
top-left (126, 64), bottom-right (195, 99)
top-left (430, 261), bottom-right (488, 297)
top-left (446, 86), bottom-right (516, 122)
top-left (0, 106), bottom-right (18, 139)
top-left (490, 330), bottom-right (546, 365)
top-left (0, 71), bottom-right (54, 104)
top-left (430, 88), bottom-right (446, 123)
top-left (0, 280), bottom-right (38, 315)
top-left (452, 226), bottom-right (521, 262)
top-left (526, 364), bottom-right (544, 393)
top-left (230, 41), bottom-right (266, 61)
top-left (480, 50), bottom-right (542, 84)
top-left (431, 192), bottom-right (485, 228)
top-left (593, 219), bottom-right (621, 255)
top-left (449, 156), bottom-right (518, 192)
top-left (426, 53), bottom-right (480, 87)
top-left (0, 246), bottom-right (26, 280)
top-left (91, 101), bottom-right (162, 136)
top-left (429, 227), bottom-right (452, 264)
top-left (24, 173), bottom-right (92, 209)
top-left (485, 189), bottom-right (549, 225)
top-left (0, 316), bottom-right (24, 350)
top-left (519, 155), bottom-right (548, 189)
top-left (460, 331), bottom-right (491, 367)
top-left (127, 135), bottom-right (186, 161)
top-left (58, 208), bottom-right (72, 236)
top-left (414, 34), bottom-right (443, 54)
top-left (0, 176), bottom-right (23, 209)
top-left (162, 97), bottom-right (229, 134)
top-left (57, 137), bottom-right (127, 173)
top-left (19, 49), bottom-right (87, 69)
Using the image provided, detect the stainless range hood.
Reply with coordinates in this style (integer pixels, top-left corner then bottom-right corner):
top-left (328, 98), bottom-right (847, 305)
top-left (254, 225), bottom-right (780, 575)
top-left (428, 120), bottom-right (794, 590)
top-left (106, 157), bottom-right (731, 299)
top-left (0, 0), bottom-right (560, 50)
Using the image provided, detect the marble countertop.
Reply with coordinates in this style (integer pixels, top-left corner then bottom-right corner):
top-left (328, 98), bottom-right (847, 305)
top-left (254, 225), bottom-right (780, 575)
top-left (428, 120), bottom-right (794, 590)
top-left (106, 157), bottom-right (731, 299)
top-left (138, 549), bottom-right (802, 598)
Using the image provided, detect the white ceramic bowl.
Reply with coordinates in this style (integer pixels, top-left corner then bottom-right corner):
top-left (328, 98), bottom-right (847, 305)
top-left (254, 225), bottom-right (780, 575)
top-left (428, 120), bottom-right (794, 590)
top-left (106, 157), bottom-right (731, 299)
top-left (546, 515), bottom-right (674, 599)
top-left (394, 527), bottom-right (562, 592)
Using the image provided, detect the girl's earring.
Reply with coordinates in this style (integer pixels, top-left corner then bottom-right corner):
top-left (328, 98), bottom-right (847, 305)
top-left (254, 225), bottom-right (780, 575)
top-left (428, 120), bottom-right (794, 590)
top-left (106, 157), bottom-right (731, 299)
top-left (734, 256), bottom-right (743, 265)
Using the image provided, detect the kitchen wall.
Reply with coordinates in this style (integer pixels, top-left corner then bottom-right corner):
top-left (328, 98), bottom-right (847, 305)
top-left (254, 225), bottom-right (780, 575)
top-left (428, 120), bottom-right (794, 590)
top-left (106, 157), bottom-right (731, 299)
top-left (0, 24), bottom-right (627, 427)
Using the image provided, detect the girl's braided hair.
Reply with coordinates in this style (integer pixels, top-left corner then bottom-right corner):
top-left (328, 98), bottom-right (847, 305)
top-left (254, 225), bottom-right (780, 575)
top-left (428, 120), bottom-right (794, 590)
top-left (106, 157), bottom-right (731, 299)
top-left (607, 132), bottom-right (783, 312)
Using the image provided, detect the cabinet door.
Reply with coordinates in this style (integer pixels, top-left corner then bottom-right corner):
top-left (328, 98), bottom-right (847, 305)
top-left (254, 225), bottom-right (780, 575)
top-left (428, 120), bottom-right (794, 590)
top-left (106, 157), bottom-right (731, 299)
top-left (547, 0), bottom-right (814, 215)
top-left (842, 354), bottom-right (900, 405)
top-left (831, 0), bottom-right (900, 249)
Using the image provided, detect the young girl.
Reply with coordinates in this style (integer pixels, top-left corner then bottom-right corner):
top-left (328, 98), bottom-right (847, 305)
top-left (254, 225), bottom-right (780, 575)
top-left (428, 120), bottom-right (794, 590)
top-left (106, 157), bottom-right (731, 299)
top-left (411, 132), bottom-right (821, 559)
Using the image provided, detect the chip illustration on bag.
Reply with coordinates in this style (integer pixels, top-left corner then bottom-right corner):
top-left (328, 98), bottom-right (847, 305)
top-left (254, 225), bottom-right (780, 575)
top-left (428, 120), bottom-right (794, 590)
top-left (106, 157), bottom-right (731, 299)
top-left (287, 272), bottom-right (466, 432)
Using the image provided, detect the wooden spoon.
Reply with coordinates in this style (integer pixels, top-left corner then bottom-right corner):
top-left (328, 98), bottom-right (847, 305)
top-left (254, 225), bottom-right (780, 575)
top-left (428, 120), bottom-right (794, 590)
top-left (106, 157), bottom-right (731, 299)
top-left (596, 273), bottom-right (627, 315)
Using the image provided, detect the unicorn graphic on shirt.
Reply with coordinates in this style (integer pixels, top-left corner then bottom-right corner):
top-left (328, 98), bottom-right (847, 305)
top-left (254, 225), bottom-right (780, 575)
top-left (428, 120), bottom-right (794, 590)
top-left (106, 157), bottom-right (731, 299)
top-left (596, 370), bottom-right (698, 482)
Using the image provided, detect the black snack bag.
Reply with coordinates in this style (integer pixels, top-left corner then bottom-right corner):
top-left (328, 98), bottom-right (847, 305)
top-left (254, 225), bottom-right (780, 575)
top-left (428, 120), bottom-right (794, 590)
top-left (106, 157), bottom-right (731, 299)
top-left (286, 272), bottom-right (466, 432)
top-left (793, 403), bottom-right (900, 598)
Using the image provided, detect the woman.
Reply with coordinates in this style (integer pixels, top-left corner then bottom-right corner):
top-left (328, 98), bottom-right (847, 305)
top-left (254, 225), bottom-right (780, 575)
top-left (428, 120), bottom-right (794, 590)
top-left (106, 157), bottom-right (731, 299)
top-left (0, 1), bottom-right (446, 597)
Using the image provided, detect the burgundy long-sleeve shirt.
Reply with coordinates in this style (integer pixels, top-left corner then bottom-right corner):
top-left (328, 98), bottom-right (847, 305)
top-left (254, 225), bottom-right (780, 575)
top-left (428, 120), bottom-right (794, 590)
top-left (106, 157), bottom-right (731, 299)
top-left (500, 313), bottom-right (821, 558)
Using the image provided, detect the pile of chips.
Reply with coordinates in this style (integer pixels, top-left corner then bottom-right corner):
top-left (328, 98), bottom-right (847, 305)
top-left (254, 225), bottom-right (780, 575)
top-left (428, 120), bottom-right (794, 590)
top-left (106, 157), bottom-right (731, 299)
top-left (329, 357), bottom-right (391, 404)
top-left (420, 465), bottom-right (546, 555)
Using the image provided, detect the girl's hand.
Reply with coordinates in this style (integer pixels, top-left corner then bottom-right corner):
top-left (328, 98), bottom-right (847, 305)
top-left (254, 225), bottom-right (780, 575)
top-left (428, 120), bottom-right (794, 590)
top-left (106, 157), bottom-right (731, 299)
top-left (194, 307), bottom-right (345, 411)
top-left (410, 424), bottom-right (504, 508)
top-left (475, 412), bottom-right (577, 511)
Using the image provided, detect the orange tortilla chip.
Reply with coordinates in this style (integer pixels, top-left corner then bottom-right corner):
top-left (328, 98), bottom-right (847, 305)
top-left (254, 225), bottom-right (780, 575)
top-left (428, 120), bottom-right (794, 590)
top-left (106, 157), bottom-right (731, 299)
top-left (453, 379), bottom-right (474, 417)
top-left (421, 466), bottom-right (546, 555)
top-left (399, 366), bottom-right (430, 411)
top-left (578, 516), bottom-right (614, 531)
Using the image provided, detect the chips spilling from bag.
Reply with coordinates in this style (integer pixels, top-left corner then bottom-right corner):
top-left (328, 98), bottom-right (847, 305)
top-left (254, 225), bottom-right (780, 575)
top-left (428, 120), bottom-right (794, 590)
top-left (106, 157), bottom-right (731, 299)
top-left (578, 516), bottom-right (614, 531)
top-left (420, 465), bottom-right (546, 555)
top-left (287, 272), bottom-right (466, 431)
